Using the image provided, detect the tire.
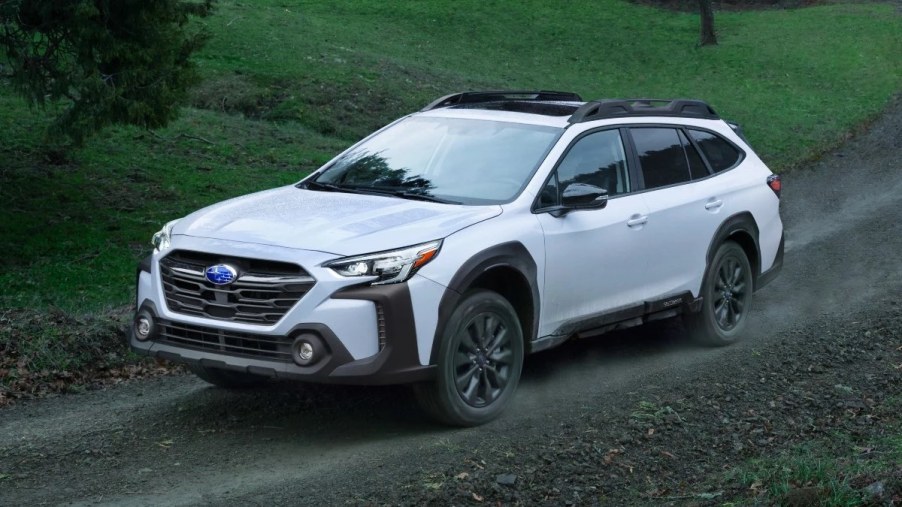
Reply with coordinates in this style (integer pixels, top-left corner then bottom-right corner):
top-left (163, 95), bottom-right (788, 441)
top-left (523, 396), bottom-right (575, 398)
top-left (686, 240), bottom-right (754, 346)
top-left (414, 290), bottom-right (525, 426)
top-left (189, 364), bottom-right (269, 388)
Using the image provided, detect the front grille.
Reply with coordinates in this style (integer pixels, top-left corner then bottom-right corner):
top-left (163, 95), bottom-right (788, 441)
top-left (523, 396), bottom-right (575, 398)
top-left (158, 320), bottom-right (292, 362)
top-left (159, 250), bottom-right (315, 325)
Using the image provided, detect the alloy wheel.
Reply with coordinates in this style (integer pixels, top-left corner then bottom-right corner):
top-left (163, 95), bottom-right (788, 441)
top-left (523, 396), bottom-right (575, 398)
top-left (452, 312), bottom-right (514, 408)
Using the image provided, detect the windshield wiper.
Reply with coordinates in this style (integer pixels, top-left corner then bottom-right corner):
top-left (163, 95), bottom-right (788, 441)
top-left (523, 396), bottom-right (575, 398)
top-left (391, 191), bottom-right (461, 205)
top-left (303, 181), bottom-right (460, 204)
top-left (358, 186), bottom-right (461, 204)
top-left (302, 180), bottom-right (367, 194)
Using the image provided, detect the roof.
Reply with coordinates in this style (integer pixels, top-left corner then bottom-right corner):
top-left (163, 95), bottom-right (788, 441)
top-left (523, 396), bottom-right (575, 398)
top-left (419, 90), bottom-right (722, 125)
top-left (417, 106), bottom-right (575, 128)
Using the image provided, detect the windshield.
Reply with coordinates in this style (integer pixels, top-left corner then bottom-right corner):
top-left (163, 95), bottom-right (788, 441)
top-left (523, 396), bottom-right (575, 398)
top-left (309, 116), bottom-right (562, 205)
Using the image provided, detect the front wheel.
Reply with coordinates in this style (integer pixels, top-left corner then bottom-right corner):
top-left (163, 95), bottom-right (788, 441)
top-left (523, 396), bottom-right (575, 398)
top-left (686, 240), bottom-right (753, 346)
top-left (414, 290), bottom-right (524, 426)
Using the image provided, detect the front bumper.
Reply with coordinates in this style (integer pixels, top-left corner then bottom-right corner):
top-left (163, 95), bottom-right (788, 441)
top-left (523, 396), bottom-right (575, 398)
top-left (130, 252), bottom-right (438, 385)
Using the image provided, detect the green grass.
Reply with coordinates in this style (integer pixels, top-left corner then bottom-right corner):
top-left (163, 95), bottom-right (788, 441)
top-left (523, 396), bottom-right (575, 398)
top-left (630, 400), bottom-right (685, 424)
top-left (1, 0), bottom-right (900, 318)
top-left (731, 446), bottom-right (866, 505)
top-left (723, 404), bottom-right (902, 506)
top-left (194, 0), bottom-right (902, 162)
top-left (0, 96), bottom-right (345, 310)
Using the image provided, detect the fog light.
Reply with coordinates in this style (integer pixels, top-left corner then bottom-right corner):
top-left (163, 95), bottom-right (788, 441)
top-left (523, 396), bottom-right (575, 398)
top-left (134, 314), bottom-right (154, 341)
top-left (292, 333), bottom-right (324, 366)
top-left (300, 342), bottom-right (314, 360)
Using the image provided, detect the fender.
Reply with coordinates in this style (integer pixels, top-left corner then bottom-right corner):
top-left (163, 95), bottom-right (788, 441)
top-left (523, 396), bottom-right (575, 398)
top-left (428, 241), bottom-right (540, 364)
top-left (705, 212), bottom-right (761, 287)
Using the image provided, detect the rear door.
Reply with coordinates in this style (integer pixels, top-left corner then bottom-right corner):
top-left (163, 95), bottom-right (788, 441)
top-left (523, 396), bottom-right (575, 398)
top-left (628, 126), bottom-right (740, 298)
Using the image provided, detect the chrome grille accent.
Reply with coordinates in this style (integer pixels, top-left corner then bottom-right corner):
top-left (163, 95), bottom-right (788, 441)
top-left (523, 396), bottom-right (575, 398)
top-left (158, 320), bottom-right (292, 362)
top-left (159, 250), bottom-right (315, 325)
top-left (376, 303), bottom-right (387, 351)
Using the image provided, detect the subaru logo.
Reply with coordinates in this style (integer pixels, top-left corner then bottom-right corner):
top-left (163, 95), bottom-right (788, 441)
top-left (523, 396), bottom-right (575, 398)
top-left (205, 264), bottom-right (238, 285)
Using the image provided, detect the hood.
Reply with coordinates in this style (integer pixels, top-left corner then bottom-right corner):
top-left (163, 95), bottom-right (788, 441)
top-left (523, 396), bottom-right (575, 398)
top-left (174, 186), bottom-right (502, 255)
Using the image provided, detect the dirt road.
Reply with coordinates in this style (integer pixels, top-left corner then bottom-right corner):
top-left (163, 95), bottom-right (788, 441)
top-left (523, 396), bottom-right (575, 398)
top-left (1, 98), bottom-right (900, 506)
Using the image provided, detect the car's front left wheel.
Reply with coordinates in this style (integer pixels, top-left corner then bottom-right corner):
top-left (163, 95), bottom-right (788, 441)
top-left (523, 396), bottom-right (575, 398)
top-left (414, 289), bottom-right (524, 426)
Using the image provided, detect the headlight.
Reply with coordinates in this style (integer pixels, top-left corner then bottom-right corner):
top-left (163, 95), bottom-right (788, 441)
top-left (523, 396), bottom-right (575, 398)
top-left (324, 240), bottom-right (442, 285)
top-left (151, 219), bottom-right (180, 252)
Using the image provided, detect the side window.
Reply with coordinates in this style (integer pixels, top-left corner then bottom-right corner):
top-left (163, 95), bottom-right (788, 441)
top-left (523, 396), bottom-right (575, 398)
top-left (630, 127), bottom-right (690, 189)
top-left (688, 129), bottom-right (741, 173)
top-left (632, 128), bottom-right (691, 189)
top-left (680, 130), bottom-right (710, 180)
top-left (554, 129), bottom-right (630, 200)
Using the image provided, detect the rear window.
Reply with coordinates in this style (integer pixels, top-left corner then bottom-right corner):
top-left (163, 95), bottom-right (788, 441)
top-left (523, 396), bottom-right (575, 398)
top-left (688, 129), bottom-right (742, 173)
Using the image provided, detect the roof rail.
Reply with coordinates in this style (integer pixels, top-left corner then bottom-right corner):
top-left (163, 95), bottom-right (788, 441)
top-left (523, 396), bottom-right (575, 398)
top-left (422, 90), bottom-right (584, 111)
top-left (568, 99), bottom-right (719, 123)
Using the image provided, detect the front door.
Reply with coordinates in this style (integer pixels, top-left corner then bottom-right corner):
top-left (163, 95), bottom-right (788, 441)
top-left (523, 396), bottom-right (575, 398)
top-left (536, 128), bottom-right (652, 337)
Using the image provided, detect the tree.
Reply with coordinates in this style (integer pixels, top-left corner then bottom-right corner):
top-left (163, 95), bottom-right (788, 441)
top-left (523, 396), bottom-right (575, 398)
top-left (0, 0), bottom-right (213, 143)
top-left (698, 0), bottom-right (717, 46)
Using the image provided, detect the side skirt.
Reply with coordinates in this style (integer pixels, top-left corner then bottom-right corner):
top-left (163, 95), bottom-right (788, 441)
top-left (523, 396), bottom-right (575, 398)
top-left (530, 292), bottom-right (701, 353)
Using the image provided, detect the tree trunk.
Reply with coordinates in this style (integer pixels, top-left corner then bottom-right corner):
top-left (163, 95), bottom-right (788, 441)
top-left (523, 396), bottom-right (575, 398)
top-left (699, 0), bottom-right (717, 46)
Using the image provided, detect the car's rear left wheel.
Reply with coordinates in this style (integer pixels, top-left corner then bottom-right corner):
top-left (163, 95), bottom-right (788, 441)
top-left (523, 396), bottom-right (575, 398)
top-left (414, 290), bottom-right (524, 426)
top-left (686, 240), bottom-right (753, 346)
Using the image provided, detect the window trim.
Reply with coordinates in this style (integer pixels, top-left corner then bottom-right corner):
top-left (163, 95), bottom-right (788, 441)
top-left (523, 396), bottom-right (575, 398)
top-left (531, 126), bottom-right (633, 214)
top-left (530, 122), bottom-right (749, 209)
top-left (622, 124), bottom-right (747, 194)
top-left (678, 129), bottom-right (711, 180)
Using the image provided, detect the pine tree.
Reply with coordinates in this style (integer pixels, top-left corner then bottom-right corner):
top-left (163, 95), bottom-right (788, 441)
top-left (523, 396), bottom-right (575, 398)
top-left (0, 0), bottom-right (213, 143)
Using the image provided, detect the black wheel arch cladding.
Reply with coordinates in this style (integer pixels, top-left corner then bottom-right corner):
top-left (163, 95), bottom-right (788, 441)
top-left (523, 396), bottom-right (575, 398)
top-left (429, 241), bottom-right (540, 365)
top-left (706, 212), bottom-right (761, 287)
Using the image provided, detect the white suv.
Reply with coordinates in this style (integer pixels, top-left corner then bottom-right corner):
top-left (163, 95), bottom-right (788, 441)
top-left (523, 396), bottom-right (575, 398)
top-left (130, 91), bottom-right (783, 426)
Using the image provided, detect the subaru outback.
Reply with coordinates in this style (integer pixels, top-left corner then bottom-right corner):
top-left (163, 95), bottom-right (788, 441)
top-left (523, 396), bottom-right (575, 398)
top-left (130, 91), bottom-right (783, 426)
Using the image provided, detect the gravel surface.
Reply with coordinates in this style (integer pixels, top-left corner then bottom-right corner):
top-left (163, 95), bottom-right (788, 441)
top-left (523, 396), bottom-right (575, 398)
top-left (0, 96), bottom-right (900, 506)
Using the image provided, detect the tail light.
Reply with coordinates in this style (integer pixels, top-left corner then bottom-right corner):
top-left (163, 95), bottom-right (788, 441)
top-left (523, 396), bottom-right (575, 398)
top-left (767, 174), bottom-right (781, 198)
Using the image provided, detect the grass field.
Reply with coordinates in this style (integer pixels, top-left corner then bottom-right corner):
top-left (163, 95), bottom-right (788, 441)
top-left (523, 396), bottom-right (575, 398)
top-left (0, 0), bottom-right (900, 334)
top-left (723, 395), bottom-right (902, 505)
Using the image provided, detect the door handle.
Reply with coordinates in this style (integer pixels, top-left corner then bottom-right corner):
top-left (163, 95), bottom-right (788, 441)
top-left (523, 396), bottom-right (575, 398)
top-left (627, 215), bottom-right (648, 227)
top-left (704, 199), bottom-right (723, 210)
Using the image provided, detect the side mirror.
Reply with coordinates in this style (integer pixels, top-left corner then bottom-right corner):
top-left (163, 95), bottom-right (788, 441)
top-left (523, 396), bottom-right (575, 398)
top-left (548, 183), bottom-right (608, 217)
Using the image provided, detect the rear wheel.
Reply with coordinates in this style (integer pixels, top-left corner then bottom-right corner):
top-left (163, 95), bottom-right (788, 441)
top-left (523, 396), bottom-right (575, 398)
top-left (189, 364), bottom-right (269, 388)
top-left (414, 290), bottom-right (524, 426)
top-left (686, 240), bottom-right (753, 346)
